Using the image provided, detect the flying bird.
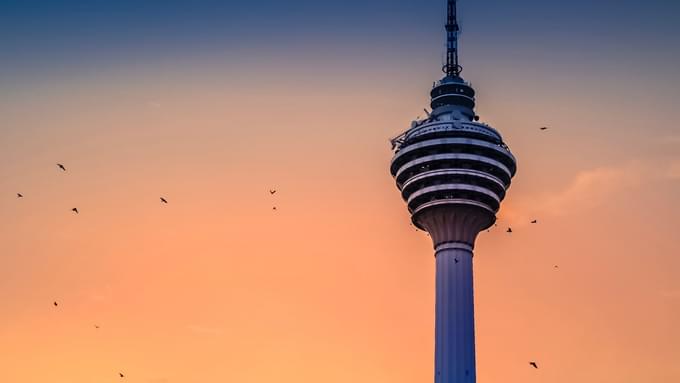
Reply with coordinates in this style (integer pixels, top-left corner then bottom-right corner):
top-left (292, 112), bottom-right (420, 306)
top-left (506, 227), bottom-right (513, 233)
top-left (95, 325), bottom-right (100, 329)
top-left (71, 208), bottom-right (79, 214)
top-left (119, 372), bottom-right (125, 378)
top-left (17, 193), bottom-right (23, 198)
top-left (554, 265), bottom-right (559, 269)
top-left (53, 301), bottom-right (58, 307)
top-left (539, 127), bottom-right (549, 131)
top-left (529, 361), bottom-right (538, 369)
top-left (454, 258), bottom-right (460, 264)
top-left (269, 189), bottom-right (277, 195)
top-left (57, 163), bottom-right (66, 171)
top-left (531, 220), bottom-right (538, 224)
top-left (160, 197), bottom-right (168, 204)
top-left (272, 206), bottom-right (277, 211)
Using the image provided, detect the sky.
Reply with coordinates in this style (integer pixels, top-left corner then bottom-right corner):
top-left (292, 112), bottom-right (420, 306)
top-left (1, 0), bottom-right (680, 382)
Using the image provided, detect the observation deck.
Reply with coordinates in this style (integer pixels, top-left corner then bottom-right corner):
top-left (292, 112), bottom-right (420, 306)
top-left (390, 76), bottom-right (516, 235)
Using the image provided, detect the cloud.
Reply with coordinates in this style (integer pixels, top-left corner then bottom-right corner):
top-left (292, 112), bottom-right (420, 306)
top-left (665, 160), bottom-right (680, 180)
top-left (660, 289), bottom-right (680, 299)
top-left (541, 164), bottom-right (642, 216)
top-left (500, 160), bottom-right (659, 224)
top-left (659, 134), bottom-right (680, 145)
top-left (502, 157), bottom-right (680, 224)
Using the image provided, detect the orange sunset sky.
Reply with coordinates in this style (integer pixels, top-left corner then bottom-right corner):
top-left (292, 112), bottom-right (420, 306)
top-left (2, 1), bottom-right (680, 382)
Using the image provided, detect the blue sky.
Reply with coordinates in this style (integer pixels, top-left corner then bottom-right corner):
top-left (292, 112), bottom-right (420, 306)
top-left (1, 0), bottom-right (678, 79)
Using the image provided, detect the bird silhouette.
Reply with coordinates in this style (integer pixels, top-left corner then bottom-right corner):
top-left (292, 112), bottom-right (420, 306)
top-left (160, 197), bottom-right (168, 204)
top-left (269, 189), bottom-right (277, 195)
top-left (71, 208), bottom-right (79, 214)
top-left (119, 372), bottom-right (125, 378)
top-left (17, 193), bottom-right (23, 198)
top-left (272, 206), bottom-right (277, 211)
top-left (554, 265), bottom-right (559, 269)
top-left (455, 258), bottom-right (460, 264)
top-left (95, 325), bottom-right (100, 329)
top-left (53, 301), bottom-right (58, 307)
top-left (531, 220), bottom-right (538, 224)
top-left (529, 361), bottom-right (538, 369)
top-left (507, 227), bottom-right (512, 233)
top-left (57, 163), bottom-right (66, 171)
top-left (539, 127), bottom-right (549, 131)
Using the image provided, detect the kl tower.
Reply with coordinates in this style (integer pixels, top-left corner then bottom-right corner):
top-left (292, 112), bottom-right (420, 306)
top-left (389, 1), bottom-right (517, 382)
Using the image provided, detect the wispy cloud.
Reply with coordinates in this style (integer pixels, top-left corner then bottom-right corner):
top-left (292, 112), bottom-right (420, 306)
top-left (541, 164), bottom-right (642, 216)
top-left (658, 134), bottom-right (680, 145)
top-left (501, 158), bottom-right (680, 225)
top-left (665, 160), bottom-right (680, 180)
top-left (660, 289), bottom-right (680, 298)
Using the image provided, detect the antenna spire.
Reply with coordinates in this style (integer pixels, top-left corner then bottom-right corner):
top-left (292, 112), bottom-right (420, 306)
top-left (444, 0), bottom-right (462, 77)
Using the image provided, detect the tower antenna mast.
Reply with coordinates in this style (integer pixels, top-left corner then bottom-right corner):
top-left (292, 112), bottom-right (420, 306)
top-left (444, 0), bottom-right (462, 77)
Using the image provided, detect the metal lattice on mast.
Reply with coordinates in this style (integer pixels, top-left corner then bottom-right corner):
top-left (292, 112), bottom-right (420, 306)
top-left (444, 0), bottom-right (462, 77)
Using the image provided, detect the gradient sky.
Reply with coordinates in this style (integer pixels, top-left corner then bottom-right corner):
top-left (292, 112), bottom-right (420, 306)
top-left (2, 1), bottom-right (680, 382)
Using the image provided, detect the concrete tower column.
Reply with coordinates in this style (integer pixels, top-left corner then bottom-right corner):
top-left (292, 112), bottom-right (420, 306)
top-left (434, 243), bottom-right (476, 383)
top-left (417, 206), bottom-right (488, 383)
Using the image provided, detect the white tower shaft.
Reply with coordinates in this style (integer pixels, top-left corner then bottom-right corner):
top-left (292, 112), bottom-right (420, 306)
top-left (434, 243), bottom-right (476, 383)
